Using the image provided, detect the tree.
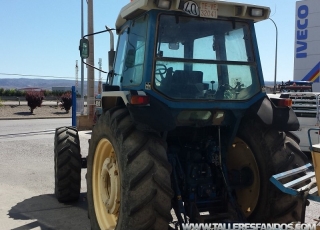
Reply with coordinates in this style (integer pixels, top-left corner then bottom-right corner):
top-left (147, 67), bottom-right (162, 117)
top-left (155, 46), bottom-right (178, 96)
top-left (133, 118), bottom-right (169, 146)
top-left (25, 91), bottom-right (44, 114)
top-left (60, 92), bottom-right (72, 113)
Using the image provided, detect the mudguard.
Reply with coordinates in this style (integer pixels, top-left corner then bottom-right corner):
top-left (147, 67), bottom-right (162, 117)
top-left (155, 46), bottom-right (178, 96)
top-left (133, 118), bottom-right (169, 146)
top-left (127, 95), bottom-right (176, 132)
top-left (248, 96), bottom-right (299, 131)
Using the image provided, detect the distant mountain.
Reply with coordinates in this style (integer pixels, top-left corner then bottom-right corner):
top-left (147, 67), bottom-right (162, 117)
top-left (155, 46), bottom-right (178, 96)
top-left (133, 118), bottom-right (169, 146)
top-left (0, 78), bottom-right (100, 93)
top-left (265, 81), bottom-right (284, 87)
top-left (0, 78), bottom-right (284, 92)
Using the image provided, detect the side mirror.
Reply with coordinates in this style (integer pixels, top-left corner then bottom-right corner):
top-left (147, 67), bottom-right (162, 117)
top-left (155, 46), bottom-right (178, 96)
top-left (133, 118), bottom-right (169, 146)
top-left (125, 49), bottom-right (136, 68)
top-left (79, 38), bottom-right (89, 59)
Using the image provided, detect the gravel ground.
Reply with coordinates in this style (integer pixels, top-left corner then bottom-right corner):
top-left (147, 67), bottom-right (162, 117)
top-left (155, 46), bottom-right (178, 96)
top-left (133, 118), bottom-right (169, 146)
top-left (0, 105), bottom-right (72, 119)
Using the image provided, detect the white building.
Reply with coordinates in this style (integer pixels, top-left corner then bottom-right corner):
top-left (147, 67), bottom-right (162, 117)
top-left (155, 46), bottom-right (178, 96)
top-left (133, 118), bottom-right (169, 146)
top-left (294, 0), bottom-right (320, 91)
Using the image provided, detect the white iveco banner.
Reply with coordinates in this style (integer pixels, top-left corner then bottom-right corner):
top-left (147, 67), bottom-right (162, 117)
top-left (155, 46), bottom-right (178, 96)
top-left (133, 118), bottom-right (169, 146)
top-left (294, 0), bottom-right (320, 91)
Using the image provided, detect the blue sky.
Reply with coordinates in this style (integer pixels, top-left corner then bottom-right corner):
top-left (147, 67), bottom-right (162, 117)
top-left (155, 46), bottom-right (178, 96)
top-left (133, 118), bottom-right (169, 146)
top-left (0, 0), bottom-right (296, 83)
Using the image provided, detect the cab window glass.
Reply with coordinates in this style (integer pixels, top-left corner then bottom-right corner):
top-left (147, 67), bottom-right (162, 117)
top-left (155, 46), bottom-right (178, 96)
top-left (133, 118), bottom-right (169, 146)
top-left (113, 28), bottom-right (128, 86)
top-left (122, 15), bottom-right (148, 87)
top-left (154, 14), bottom-right (259, 100)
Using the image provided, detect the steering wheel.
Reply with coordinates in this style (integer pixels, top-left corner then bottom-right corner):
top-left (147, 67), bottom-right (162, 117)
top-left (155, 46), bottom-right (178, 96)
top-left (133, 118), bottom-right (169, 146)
top-left (215, 83), bottom-right (233, 99)
top-left (216, 80), bottom-right (247, 99)
top-left (155, 64), bottom-right (167, 83)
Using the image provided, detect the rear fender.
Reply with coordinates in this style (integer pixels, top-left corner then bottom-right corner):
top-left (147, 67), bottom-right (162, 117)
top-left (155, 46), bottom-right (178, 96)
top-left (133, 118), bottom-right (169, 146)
top-left (248, 97), bottom-right (299, 131)
top-left (101, 91), bottom-right (175, 132)
top-left (101, 90), bottom-right (146, 111)
top-left (101, 91), bottom-right (127, 111)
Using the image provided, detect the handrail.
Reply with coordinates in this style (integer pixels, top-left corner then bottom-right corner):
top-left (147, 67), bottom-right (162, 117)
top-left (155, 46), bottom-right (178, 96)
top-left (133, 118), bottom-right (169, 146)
top-left (308, 128), bottom-right (320, 151)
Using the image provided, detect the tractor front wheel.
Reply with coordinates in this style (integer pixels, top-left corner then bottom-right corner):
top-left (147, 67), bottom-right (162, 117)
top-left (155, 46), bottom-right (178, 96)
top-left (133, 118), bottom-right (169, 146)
top-left (87, 107), bottom-right (173, 230)
top-left (54, 126), bottom-right (82, 203)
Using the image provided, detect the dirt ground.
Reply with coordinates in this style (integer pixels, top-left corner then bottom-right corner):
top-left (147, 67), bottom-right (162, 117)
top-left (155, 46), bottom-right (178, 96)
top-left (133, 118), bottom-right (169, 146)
top-left (0, 105), bottom-right (72, 119)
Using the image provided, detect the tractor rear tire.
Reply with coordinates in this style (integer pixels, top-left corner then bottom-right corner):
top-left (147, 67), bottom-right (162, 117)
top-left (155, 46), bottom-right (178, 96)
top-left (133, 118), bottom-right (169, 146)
top-left (236, 118), bottom-right (308, 223)
top-left (54, 126), bottom-right (82, 203)
top-left (87, 107), bottom-right (173, 230)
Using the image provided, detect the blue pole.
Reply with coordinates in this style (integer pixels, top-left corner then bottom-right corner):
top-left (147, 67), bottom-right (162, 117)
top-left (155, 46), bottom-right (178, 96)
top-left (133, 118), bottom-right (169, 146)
top-left (72, 86), bottom-right (76, 127)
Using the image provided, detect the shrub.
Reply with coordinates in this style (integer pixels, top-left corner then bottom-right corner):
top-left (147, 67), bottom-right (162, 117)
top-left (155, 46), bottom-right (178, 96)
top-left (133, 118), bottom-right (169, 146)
top-left (43, 90), bottom-right (52, 97)
top-left (0, 89), bottom-right (24, 97)
top-left (60, 92), bottom-right (72, 113)
top-left (0, 97), bottom-right (3, 107)
top-left (53, 90), bottom-right (64, 97)
top-left (9, 89), bottom-right (16, 96)
top-left (25, 91), bottom-right (44, 114)
top-left (3, 89), bottom-right (11, 96)
top-left (15, 90), bottom-right (25, 97)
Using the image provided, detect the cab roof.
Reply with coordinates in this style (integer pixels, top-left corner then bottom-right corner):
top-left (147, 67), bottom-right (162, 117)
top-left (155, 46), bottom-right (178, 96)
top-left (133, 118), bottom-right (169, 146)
top-left (116, 0), bottom-right (270, 30)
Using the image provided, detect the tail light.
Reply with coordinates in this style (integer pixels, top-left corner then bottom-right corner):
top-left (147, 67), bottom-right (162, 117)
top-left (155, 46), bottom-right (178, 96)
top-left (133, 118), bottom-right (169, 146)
top-left (272, 98), bottom-right (292, 107)
top-left (130, 95), bottom-right (150, 105)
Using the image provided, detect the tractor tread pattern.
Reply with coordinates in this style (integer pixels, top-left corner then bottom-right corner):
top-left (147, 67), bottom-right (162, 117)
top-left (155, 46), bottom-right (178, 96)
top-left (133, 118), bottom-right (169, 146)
top-left (54, 126), bottom-right (81, 203)
top-left (129, 160), bottom-right (154, 189)
top-left (238, 118), bottom-right (308, 223)
top-left (87, 106), bottom-right (173, 230)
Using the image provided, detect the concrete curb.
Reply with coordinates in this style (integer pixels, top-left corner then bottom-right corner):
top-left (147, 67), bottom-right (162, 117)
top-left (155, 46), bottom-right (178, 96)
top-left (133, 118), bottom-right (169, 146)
top-left (1, 103), bottom-right (59, 106)
top-left (1, 101), bottom-right (87, 107)
top-left (0, 116), bottom-right (71, 120)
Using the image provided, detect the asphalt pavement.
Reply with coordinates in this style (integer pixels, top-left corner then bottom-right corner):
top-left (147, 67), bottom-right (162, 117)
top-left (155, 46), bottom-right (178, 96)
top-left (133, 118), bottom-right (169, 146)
top-left (0, 117), bottom-right (319, 228)
top-left (0, 119), bottom-right (91, 229)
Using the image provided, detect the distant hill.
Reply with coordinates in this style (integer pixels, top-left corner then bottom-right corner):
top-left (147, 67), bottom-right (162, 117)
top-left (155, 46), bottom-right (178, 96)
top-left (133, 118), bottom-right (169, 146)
top-left (265, 81), bottom-right (283, 87)
top-left (0, 78), bottom-right (283, 92)
top-left (0, 78), bottom-right (100, 93)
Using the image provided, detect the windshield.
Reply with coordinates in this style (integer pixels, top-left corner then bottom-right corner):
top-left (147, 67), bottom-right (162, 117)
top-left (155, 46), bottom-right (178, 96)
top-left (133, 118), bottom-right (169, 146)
top-left (154, 14), bottom-right (261, 100)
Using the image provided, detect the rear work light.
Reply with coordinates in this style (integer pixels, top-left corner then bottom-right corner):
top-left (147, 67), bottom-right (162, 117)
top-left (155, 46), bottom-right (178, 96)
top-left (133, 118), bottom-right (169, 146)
top-left (154, 0), bottom-right (172, 9)
top-left (130, 95), bottom-right (150, 105)
top-left (249, 8), bottom-right (264, 17)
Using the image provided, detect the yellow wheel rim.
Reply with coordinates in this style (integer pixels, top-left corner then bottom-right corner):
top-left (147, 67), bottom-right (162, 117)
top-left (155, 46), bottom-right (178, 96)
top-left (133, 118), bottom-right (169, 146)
top-left (227, 137), bottom-right (260, 217)
top-left (93, 138), bottom-right (120, 230)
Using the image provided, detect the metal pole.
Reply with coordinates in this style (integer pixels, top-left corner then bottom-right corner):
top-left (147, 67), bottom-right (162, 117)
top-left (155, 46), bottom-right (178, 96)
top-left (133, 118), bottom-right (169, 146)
top-left (72, 86), bottom-right (76, 127)
top-left (269, 18), bottom-right (278, 94)
top-left (87, 0), bottom-right (95, 118)
top-left (80, 0), bottom-right (84, 114)
top-left (98, 58), bottom-right (102, 94)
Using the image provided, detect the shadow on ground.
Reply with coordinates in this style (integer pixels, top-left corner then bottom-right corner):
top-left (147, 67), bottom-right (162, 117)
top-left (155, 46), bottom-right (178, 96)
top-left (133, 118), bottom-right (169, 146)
top-left (8, 193), bottom-right (90, 230)
top-left (53, 111), bottom-right (69, 115)
top-left (14, 112), bottom-right (35, 116)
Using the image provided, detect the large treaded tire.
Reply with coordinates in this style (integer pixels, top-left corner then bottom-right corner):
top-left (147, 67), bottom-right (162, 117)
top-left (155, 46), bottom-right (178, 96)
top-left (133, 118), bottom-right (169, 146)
top-left (237, 118), bottom-right (308, 223)
top-left (87, 107), bottom-right (173, 230)
top-left (54, 126), bottom-right (81, 203)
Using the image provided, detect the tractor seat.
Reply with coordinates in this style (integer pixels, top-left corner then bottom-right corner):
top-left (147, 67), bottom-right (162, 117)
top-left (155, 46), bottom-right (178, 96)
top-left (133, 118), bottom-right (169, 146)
top-left (172, 70), bottom-right (203, 84)
top-left (170, 70), bottom-right (204, 97)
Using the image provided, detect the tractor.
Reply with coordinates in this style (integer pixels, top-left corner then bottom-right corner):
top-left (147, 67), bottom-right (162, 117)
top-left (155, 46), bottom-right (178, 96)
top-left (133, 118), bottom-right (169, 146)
top-left (54, 0), bottom-right (313, 229)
